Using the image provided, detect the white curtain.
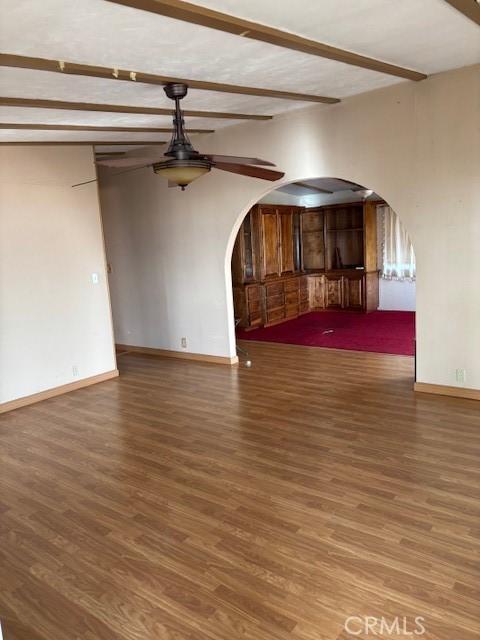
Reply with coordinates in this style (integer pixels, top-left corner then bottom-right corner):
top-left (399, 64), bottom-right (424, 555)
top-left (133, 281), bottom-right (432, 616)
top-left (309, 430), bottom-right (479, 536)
top-left (379, 205), bottom-right (416, 281)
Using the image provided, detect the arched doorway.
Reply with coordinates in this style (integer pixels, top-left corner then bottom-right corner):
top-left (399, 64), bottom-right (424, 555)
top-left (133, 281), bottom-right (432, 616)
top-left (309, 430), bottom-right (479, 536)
top-left (225, 177), bottom-right (416, 365)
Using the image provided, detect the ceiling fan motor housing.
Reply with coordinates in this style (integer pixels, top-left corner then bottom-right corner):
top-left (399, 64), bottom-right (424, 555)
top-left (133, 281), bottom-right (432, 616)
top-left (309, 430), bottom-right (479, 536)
top-left (163, 82), bottom-right (189, 101)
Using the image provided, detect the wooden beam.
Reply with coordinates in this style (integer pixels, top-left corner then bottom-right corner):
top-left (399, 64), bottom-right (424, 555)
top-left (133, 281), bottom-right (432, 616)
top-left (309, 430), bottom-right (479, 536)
top-left (295, 181), bottom-right (333, 194)
top-left (443, 0), bottom-right (480, 25)
top-left (0, 123), bottom-right (214, 133)
top-left (0, 53), bottom-right (340, 104)
top-left (105, 0), bottom-right (427, 81)
top-left (0, 97), bottom-right (271, 120)
top-left (0, 141), bottom-right (170, 146)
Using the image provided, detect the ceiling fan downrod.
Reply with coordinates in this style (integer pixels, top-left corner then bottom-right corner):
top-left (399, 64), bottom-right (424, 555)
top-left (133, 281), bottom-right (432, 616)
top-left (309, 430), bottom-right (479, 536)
top-left (164, 83), bottom-right (197, 160)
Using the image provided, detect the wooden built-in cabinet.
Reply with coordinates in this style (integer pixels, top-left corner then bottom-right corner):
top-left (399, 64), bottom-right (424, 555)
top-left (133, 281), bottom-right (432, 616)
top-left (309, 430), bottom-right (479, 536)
top-left (232, 202), bottom-right (379, 329)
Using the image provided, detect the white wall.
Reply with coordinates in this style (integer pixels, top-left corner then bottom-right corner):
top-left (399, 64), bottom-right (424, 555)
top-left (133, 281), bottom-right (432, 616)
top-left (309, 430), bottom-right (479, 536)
top-left (0, 146), bottom-right (117, 404)
top-left (379, 280), bottom-right (416, 311)
top-left (100, 65), bottom-right (480, 390)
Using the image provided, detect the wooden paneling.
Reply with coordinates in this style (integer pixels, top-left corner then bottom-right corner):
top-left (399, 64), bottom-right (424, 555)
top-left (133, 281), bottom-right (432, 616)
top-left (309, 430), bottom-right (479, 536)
top-left (232, 202), bottom-right (379, 327)
top-left (365, 271), bottom-right (380, 313)
top-left (259, 208), bottom-right (280, 279)
top-left (301, 209), bottom-right (325, 271)
top-left (278, 209), bottom-right (295, 275)
top-left (343, 275), bottom-right (363, 309)
top-left (326, 275), bottom-right (343, 308)
top-left (299, 276), bottom-right (309, 314)
top-left (233, 283), bottom-right (262, 328)
top-left (308, 274), bottom-right (325, 309)
top-left (106, 0), bottom-right (427, 81)
top-left (363, 200), bottom-right (378, 272)
top-left (0, 345), bottom-right (479, 639)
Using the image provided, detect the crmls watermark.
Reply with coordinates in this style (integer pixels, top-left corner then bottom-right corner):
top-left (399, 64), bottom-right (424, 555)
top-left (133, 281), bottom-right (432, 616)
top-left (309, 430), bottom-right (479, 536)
top-left (344, 616), bottom-right (426, 636)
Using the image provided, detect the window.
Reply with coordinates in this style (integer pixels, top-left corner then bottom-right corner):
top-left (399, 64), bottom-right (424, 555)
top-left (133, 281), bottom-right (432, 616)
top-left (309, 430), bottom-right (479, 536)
top-left (378, 205), bottom-right (416, 281)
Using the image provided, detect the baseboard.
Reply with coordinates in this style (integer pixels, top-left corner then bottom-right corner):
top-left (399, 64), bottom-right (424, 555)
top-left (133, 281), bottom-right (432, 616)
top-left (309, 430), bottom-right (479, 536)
top-left (0, 369), bottom-right (119, 414)
top-left (414, 382), bottom-right (480, 401)
top-left (116, 344), bottom-right (238, 365)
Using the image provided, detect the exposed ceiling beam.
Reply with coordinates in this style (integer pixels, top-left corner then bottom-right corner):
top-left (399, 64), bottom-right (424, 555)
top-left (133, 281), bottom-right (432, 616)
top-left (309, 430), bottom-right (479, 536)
top-left (95, 151), bottom-right (126, 156)
top-left (0, 97), bottom-right (271, 120)
top-left (0, 123), bottom-right (214, 133)
top-left (294, 181), bottom-right (333, 194)
top-left (443, 0), bottom-right (480, 25)
top-left (0, 141), bottom-right (170, 146)
top-left (0, 53), bottom-right (340, 104)
top-left (106, 0), bottom-right (427, 81)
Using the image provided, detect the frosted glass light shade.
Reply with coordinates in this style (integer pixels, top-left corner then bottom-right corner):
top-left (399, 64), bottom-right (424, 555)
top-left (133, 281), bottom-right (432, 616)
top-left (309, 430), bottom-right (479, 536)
top-left (153, 159), bottom-right (211, 188)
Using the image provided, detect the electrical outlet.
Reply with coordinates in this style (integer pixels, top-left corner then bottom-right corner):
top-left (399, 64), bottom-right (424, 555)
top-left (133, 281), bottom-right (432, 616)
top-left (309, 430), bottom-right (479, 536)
top-left (456, 368), bottom-right (466, 384)
top-left (181, 337), bottom-right (187, 349)
top-left (72, 365), bottom-right (79, 377)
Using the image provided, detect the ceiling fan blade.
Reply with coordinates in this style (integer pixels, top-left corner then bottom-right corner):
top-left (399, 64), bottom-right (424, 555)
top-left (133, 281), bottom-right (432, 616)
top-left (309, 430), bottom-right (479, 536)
top-left (72, 164), bottom-right (152, 188)
top-left (203, 154), bottom-right (275, 166)
top-left (72, 177), bottom-right (100, 188)
top-left (96, 155), bottom-right (164, 168)
top-left (214, 162), bottom-right (285, 182)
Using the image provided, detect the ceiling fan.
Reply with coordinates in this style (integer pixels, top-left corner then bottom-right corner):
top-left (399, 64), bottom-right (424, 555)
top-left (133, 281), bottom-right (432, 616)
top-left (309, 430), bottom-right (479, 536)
top-left (75, 83), bottom-right (285, 190)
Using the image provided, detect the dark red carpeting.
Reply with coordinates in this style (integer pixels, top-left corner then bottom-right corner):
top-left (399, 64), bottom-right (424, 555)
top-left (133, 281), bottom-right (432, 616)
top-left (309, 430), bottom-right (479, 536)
top-left (237, 310), bottom-right (415, 356)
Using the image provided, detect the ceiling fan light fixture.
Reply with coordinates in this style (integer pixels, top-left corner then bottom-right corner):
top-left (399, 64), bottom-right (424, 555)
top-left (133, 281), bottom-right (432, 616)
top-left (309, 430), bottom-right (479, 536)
top-left (153, 158), bottom-right (211, 189)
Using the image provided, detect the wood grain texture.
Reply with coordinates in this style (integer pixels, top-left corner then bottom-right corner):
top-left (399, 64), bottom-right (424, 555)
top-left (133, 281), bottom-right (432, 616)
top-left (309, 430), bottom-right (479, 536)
top-left (0, 123), bottom-right (215, 133)
top-left (115, 343), bottom-right (239, 364)
top-left (414, 382), bottom-right (480, 401)
top-left (0, 370), bottom-right (119, 414)
top-left (0, 53), bottom-right (340, 104)
top-left (105, 0), bottom-right (427, 81)
top-left (443, 0), bottom-right (480, 25)
top-left (0, 342), bottom-right (479, 639)
top-left (0, 97), bottom-right (272, 120)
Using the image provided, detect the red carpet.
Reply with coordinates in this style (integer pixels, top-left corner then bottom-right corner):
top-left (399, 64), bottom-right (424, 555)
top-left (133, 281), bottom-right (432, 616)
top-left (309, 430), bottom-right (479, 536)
top-left (237, 310), bottom-right (415, 356)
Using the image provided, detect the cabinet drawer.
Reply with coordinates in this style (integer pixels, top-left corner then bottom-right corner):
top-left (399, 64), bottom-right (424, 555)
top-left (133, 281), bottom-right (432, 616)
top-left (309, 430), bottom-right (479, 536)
top-left (299, 299), bottom-right (310, 313)
top-left (300, 290), bottom-right (309, 303)
top-left (247, 286), bottom-right (260, 302)
top-left (266, 293), bottom-right (284, 310)
top-left (299, 276), bottom-right (308, 292)
top-left (285, 303), bottom-right (298, 318)
top-left (284, 278), bottom-right (299, 292)
top-left (285, 290), bottom-right (299, 305)
top-left (266, 308), bottom-right (285, 324)
top-left (248, 298), bottom-right (261, 315)
top-left (265, 281), bottom-right (284, 297)
top-left (249, 313), bottom-right (262, 327)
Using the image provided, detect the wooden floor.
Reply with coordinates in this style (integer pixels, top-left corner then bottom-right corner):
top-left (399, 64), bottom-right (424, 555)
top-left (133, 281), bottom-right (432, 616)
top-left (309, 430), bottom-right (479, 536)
top-left (0, 342), bottom-right (479, 640)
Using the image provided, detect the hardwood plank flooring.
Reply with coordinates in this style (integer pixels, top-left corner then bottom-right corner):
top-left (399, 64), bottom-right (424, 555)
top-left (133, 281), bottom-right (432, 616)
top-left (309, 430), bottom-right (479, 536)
top-left (0, 341), bottom-right (479, 639)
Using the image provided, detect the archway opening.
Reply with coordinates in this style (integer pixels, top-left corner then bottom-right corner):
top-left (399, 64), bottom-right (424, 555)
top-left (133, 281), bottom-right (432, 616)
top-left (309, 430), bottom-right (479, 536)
top-left (227, 177), bottom-right (416, 365)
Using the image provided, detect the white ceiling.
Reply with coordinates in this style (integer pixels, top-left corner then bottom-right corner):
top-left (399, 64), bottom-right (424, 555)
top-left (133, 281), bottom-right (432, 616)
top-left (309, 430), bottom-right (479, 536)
top-left (278, 178), bottom-right (364, 195)
top-left (0, 0), bottom-right (478, 147)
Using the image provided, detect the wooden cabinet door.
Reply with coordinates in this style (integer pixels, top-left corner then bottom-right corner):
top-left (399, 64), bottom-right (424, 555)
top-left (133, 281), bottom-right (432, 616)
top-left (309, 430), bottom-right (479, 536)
top-left (278, 209), bottom-right (295, 275)
top-left (325, 276), bottom-right (343, 308)
top-left (308, 275), bottom-right (325, 309)
top-left (344, 275), bottom-right (363, 309)
top-left (259, 208), bottom-right (280, 279)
